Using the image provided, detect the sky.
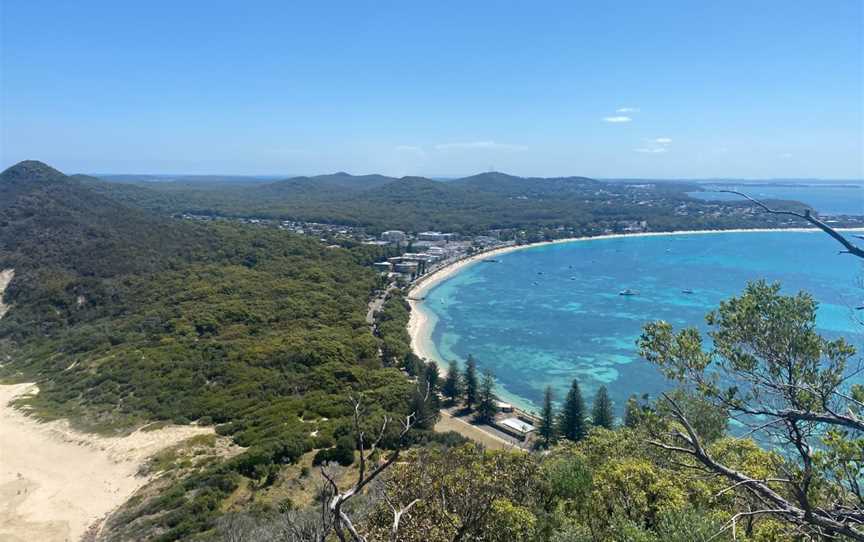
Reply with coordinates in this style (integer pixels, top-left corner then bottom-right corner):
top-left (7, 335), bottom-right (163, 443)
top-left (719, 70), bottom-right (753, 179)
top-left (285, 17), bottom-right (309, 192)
top-left (1, 1), bottom-right (862, 179)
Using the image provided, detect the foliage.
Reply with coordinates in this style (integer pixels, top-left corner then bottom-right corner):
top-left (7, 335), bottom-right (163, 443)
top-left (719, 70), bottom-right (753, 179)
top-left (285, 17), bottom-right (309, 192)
top-left (442, 360), bottom-right (462, 405)
top-left (559, 378), bottom-right (588, 442)
top-left (463, 355), bottom-right (479, 411)
top-left (536, 386), bottom-right (557, 449)
top-left (0, 162), bottom-right (415, 540)
top-left (591, 385), bottom-right (615, 429)
top-left (475, 369), bottom-right (498, 424)
top-left (639, 280), bottom-right (864, 540)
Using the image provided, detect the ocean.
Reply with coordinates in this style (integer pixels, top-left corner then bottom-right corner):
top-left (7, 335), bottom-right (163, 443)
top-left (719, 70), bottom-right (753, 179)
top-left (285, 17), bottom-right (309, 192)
top-left (687, 182), bottom-right (864, 216)
top-left (416, 231), bottom-right (864, 415)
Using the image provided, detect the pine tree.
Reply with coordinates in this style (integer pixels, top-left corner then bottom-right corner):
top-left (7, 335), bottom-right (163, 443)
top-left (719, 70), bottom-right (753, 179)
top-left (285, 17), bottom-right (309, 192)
top-left (536, 386), bottom-right (557, 449)
top-left (442, 360), bottom-right (462, 405)
top-left (410, 383), bottom-right (436, 430)
top-left (463, 355), bottom-right (478, 411)
top-left (559, 378), bottom-right (587, 441)
top-left (424, 361), bottom-right (440, 393)
top-left (592, 385), bottom-right (615, 429)
top-left (475, 369), bottom-right (498, 424)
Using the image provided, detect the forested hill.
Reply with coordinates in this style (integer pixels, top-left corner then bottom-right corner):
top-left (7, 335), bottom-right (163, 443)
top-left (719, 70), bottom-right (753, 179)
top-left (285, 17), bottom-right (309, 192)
top-left (83, 168), bottom-right (828, 234)
top-left (0, 160), bottom-right (416, 539)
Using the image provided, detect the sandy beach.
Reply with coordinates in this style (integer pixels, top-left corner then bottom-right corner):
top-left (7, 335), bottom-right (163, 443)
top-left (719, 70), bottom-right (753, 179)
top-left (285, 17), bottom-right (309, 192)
top-left (406, 227), bottom-right (863, 367)
top-left (0, 383), bottom-right (213, 542)
top-left (0, 269), bottom-right (13, 320)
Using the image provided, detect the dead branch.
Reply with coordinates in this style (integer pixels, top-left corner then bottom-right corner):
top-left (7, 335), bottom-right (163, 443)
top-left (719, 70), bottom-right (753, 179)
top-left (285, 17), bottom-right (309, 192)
top-left (318, 396), bottom-right (420, 542)
top-left (651, 394), bottom-right (864, 541)
top-left (718, 190), bottom-right (864, 259)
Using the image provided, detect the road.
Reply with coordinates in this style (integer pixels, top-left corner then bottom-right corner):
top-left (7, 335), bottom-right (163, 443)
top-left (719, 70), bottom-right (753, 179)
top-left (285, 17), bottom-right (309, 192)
top-left (436, 408), bottom-right (529, 450)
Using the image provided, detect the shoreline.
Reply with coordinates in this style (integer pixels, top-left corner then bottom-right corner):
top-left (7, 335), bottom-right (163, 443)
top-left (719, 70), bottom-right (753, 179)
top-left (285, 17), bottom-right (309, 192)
top-left (406, 226), bottom-right (864, 371)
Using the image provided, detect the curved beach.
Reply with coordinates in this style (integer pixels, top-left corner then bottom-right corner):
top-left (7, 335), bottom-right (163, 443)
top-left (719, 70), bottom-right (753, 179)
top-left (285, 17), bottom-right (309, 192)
top-left (406, 227), bottom-right (855, 367)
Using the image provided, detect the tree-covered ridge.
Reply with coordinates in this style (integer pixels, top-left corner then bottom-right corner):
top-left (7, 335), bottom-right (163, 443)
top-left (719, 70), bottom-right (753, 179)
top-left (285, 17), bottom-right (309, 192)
top-left (0, 161), bottom-right (419, 539)
top-left (82, 169), bottom-right (828, 235)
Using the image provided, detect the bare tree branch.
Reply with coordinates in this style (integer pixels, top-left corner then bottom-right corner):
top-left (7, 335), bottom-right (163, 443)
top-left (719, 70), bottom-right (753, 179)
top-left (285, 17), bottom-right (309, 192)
top-left (651, 394), bottom-right (864, 541)
top-left (718, 190), bottom-right (864, 259)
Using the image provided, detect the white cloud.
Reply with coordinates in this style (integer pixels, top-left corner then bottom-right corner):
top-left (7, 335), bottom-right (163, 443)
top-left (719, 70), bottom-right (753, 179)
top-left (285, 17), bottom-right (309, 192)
top-left (603, 116), bottom-right (632, 123)
top-left (653, 137), bottom-right (672, 144)
top-left (434, 140), bottom-right (528, 152)
top-left (616, 107), bottom-right (640, 113)
top-left (634, 147), bottom-right (668, 154)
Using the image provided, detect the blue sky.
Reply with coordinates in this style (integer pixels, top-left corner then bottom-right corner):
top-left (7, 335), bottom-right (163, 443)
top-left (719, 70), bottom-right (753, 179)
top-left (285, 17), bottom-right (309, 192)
top-left (1, 1), bottom-right (862, 179)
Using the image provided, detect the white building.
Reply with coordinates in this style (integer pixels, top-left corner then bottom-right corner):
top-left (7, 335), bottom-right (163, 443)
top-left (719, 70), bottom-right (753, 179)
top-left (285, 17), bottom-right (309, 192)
top-left (498, 417), bottom-right (536, 440)
top-left (381, 230), bottom-right (407, 243)
top-left (418, 231), bottom-right (458, 242)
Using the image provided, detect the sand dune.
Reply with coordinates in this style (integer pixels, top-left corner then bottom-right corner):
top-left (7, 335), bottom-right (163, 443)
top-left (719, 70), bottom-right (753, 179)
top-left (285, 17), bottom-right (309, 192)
top-left (0, 269), bottom-right (13, 320)
top-left (0, 383), bottom-right (212, 541)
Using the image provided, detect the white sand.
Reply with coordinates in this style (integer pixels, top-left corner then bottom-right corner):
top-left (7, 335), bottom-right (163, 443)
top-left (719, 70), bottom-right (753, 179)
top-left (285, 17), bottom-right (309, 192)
top-left (406, 227), bottom-right (864, 367)
top-left (0, 383), bottom-right (213, 542)
top-left (0, 269), bottom-right (13, 320)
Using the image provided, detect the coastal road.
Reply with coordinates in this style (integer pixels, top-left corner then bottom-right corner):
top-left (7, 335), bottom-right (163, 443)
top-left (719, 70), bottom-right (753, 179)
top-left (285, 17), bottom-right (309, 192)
top-left (435, 409), bottom-right (528, 450)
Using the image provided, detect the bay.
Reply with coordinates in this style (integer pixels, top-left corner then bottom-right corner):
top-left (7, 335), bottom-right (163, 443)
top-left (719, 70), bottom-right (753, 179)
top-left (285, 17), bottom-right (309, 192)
top-left (417, 231), bottom-right (864, 414)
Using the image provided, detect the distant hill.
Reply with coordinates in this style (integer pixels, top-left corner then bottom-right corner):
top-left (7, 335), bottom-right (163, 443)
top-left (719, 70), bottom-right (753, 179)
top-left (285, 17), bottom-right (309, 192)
top-left (78, 167), bottom-right (825, 235)
top-left (447, 171), bottom-right (601, 197)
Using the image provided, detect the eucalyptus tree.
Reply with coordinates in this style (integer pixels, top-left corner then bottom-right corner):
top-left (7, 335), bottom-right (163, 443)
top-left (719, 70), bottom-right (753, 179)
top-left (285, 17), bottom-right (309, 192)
top-left (639, 281), bottom-right (864, 540)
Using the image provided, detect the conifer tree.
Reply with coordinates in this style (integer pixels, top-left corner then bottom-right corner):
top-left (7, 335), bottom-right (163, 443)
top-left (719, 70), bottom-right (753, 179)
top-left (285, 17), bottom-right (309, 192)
top-left (463, 355), bottom-right (479, 411)
top-left (475, 369), bottom-right (498, 424)
top-left (592, 385), bottom-right (615, 429)
top-left (536, 386), bottom-right (557, 449)
top-left (442, 360), bottom-right (462, 405)
top-left (559, 378), bottom-right (587, 441)
top-left (424, 361), bottom-right (440, 393)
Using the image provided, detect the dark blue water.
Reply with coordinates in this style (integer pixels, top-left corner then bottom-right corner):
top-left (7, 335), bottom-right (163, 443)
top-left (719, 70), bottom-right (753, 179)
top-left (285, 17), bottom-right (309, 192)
top-left (418, 231), bottom-right (864, 414)
top-left (688, 183), bottom-right (864, 216)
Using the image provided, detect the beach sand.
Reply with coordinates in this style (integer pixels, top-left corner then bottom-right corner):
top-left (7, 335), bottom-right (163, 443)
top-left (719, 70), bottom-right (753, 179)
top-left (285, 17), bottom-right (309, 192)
top-left (0, 269), bottom-right (13, 320)
top-left (0, 383), bottom-right (213, 542)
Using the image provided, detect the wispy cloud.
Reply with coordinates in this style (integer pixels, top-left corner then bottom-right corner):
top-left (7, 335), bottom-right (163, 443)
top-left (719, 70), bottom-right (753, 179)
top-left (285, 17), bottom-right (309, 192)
top-left (634, 137), bottom-right (672, 154)
top-left (603, 116), bottom-right (632, 123)
top-left (434, 140), bottom-right (528, 152)
top-left (779, 152), bottom-right (793, 159)
top-left (616, 107), bottom-right (640, 113)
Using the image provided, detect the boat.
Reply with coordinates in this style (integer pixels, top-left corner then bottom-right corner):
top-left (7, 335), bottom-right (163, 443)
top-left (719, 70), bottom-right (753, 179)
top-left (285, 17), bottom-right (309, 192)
top-left (682, 289), bottom-right (694, 294)
top-left (618, 289), bottom-right (638, 296)
top-left (482, 258), bottom-right (499, 263)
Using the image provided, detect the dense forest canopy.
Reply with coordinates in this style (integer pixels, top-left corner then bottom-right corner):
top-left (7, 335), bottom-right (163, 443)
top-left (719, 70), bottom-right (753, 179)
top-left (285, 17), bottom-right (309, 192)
top-left (80, 169), bottom-right (831, 235)
top-left (0, 161), bottom-right (425, 539)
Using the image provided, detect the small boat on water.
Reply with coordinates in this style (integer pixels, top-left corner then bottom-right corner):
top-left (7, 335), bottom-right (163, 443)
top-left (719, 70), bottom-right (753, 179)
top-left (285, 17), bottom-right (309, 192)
top-left (619, 289), bottom-right (639, 296)
top-left (681, 289), bottom-right (694, 294)
top-left (482, 259), bottom-right (499, 263)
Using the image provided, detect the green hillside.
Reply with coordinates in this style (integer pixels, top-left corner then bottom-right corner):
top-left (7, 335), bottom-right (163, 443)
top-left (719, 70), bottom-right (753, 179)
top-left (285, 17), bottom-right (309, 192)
top-left (0, 161), bottom-right (417, 539)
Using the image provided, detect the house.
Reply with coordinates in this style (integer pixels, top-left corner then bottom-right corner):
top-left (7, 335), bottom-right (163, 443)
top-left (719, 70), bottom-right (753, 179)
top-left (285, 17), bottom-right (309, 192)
top-left (497, 417), bottom-right (536, 440)
top-left (381, 230), bottom-right (407, 243)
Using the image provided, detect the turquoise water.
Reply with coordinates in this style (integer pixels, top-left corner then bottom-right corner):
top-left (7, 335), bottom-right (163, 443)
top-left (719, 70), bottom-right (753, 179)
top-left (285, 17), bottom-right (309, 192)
top-left (687, 183), bottom-right (864, 216)
top-left (419, 231), bottom-right (864, 414)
